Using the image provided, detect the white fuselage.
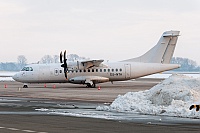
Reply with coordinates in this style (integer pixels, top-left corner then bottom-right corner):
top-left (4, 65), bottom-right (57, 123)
top-left (13, 62), bottom-right (179, 84)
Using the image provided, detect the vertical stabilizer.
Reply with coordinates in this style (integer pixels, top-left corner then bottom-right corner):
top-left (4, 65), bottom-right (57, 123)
top-left (121, 31), bottom-right (180, 64)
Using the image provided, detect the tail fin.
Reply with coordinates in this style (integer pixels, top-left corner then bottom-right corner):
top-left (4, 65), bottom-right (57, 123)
top-left (122, 31), bottom-right (180, 64)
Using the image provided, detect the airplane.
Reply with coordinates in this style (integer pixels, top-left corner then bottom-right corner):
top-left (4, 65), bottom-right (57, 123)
top-left (13, 30), bottom-right (181, 88)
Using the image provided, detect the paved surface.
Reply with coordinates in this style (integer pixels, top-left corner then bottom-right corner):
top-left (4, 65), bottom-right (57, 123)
top-left (0, 80), bottom-right (158, 102)
top-left (0, 114), bottom-right (199, 133)
top-left (0, 80), bottom-right (199, 133)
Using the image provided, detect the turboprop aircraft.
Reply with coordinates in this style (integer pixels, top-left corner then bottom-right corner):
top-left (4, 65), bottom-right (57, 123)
top-left (13, 30), bottom-right (181, 88)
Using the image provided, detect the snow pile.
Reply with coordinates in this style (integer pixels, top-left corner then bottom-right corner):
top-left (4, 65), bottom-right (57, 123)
top-left (97, 74), bottom-right (200, 118)
top-left (0, 77), bottom-right (14, 81)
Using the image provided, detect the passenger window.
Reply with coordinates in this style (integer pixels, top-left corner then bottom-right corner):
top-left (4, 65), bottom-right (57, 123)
top-left (116, 69), bottom-right (118, 72)
top-left (104, 69), bottom-right (106, 72)
top-left (76, 70), bottom-right (78, 73)
top-left (21, 67), bottom-right (26, 71)
top-left (112, 69), bottom-right (114, 72)
top-left (96, 69), bottom-right (98, 72)
top-left (30, 67), bottom-right (33, 71)
top-left (80, 70), bottom-right (82, 73)
top-left (92, 69), bottom-right (94, 72)
top-left (26, 67), bottom-right (29, 71)
top-left (120, 68), bottom-right (122, 71)
top-left (100, 69), bottom-right (102, 72)
top-left (84, 70), bottom-right (86, 72)
top-left (88, 69), bottom-right (90, 72)
top-left (60, 70), bottom-right (62, 73)
top-left (108, 69), bottom-right (110, 72)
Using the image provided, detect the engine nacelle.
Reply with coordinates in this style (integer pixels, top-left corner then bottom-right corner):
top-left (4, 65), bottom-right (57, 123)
top-left (69, 76), bottom-right (109, 84)
top-left (69, 76), bottom-right (86, 84)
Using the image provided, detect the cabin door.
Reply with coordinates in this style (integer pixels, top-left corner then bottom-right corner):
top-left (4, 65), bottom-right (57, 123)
top-left (125, 64), bottom-right (131, 79)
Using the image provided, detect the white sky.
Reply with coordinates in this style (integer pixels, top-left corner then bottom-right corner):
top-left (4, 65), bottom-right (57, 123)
top-left (0, 0), bottom-right (200, 64)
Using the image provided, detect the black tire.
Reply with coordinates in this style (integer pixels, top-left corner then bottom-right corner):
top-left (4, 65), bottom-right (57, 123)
top-left (91, 83), bottom-right (96, 88)
top-left (86, 83), bottom-right (91, 88)
top-left (23, 85), bottom-right (28, 88)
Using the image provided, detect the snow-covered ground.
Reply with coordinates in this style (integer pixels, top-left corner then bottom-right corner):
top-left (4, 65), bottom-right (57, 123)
top-left (143, 72), bottom-right (200, 79)
top-left (97, 74), bottom-right (200, 119)
top-left (0, 71), bottom-right (16, 81)
top-left (0, 77), bottom-right (14, 81)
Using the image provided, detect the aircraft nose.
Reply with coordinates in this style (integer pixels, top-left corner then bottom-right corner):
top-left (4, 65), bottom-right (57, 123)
top-left (12, 73), bottom-right (19, 81)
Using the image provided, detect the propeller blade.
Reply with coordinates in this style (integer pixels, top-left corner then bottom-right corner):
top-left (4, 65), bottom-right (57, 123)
top-left (64, 50), bottom-right (66, 66)
top-left (63, 50), bottom-right (68, 79)
top-left (189, 104), bottom-right (200, 111)
top-left (197, 105), bottom-right (199, 111)
top-left (189, 105), bottom-right (195, 110)
top-left (60, 51), bottom-right (63, 63)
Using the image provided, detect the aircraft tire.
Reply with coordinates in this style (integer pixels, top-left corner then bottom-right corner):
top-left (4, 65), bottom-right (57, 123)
top-left (91, 83), bottom-right (96, 88)
top-left (23, 85), bottom-right (28, 88)
top-left (86, 83), bottom-right (91, 88)
top-left (86, 83), bottom-right (96, 88)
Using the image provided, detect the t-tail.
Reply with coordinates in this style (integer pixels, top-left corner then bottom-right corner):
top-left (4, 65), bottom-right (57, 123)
top-left (122, 31), bottom-right (180, 64)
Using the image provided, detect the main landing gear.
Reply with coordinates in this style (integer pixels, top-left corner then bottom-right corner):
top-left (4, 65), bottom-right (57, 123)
top-left (86, 83), bottom-right (96, 88)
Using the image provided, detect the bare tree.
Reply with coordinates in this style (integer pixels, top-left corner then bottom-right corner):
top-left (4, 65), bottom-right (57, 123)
top-left (17, 55), bottom-right (27, 69)
top-left (53, 55), bottom-right (59, 63)
top-left (40, 55), bottom-right (53, 64)
top-left (67, 54), bottom-right (89, 61)
top-left (171, 57), bottom-right (199, 71)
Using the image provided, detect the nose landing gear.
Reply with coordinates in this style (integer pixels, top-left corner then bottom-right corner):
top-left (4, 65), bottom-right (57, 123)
top-left (23, 83), bottom-right (28, 88)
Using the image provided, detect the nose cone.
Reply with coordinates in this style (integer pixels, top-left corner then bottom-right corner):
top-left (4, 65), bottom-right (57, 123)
top-left (12, 73), bottom-right (19, 81)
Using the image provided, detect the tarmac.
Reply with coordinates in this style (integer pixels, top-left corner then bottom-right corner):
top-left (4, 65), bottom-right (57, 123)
top-left (0, 79), bottom-right (199, 133)
top-left (0, 79), bottom-right (157, 102)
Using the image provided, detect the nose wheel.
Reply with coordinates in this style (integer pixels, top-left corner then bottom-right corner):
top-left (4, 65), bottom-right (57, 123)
top-left (23, 83), bottom-right (28, 88)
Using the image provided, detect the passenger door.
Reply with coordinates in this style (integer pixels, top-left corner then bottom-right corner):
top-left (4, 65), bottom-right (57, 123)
top-left (125, 64), bottom-right (131, 79)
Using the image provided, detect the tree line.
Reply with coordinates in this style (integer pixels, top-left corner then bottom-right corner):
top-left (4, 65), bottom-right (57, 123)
top-left (0, 56), bottom-right (199, 72)
top-left (0, 54), bottom-right (88, 71)
top-left (171, 57), bottom-right (200, 72)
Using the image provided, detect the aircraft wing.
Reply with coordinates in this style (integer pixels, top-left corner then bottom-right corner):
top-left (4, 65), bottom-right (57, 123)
top-left (81, 59), bottom-right (104, 69)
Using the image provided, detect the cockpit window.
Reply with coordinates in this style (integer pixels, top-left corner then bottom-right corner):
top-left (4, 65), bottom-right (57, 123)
top-left (26, 67), bottom-right (29, 71)
top-left (21, 67), bottom-right (33, 71)
top-left (21, 67), bottom-right (26, 71)
top-left (30, 67), bottom-right (33, 71)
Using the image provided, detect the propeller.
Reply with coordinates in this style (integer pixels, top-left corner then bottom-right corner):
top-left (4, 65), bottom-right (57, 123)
top-left (60, 50), bottom-right (68, 79)
top-left (60, 51), bottom-right (63, 63)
